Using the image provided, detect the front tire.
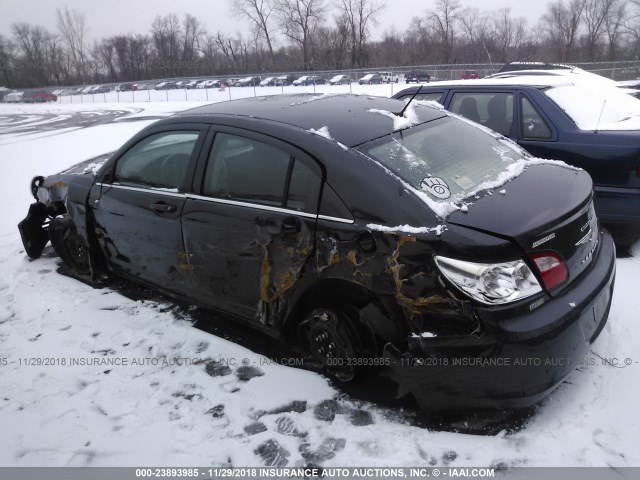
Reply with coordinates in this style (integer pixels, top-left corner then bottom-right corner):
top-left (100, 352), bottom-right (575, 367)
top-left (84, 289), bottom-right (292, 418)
top-left (49, 215), bottom-right (91, 276)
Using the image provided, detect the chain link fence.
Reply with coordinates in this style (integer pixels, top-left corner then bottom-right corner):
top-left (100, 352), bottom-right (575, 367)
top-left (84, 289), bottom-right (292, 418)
top-left (3, 60), bottom-right (640, 105)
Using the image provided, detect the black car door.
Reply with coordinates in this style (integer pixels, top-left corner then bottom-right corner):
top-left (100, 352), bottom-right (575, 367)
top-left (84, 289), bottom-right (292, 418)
top-left (181, 126), bottom-right (323, 323)
top-left (92, 124), bottom-right (207, 293)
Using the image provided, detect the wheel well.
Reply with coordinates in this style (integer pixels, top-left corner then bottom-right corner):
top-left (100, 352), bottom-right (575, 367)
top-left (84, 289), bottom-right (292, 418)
top-left (282, 279), bottom-right (407, 356)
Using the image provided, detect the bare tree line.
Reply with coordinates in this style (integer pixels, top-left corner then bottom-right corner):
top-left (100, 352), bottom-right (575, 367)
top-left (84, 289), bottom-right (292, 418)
top-left (2, 0), bottom-right (640, 88)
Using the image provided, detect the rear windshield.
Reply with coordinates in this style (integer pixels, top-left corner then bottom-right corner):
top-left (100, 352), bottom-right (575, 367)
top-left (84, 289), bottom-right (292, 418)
top-left (357, 116), bottom-right (523, 200)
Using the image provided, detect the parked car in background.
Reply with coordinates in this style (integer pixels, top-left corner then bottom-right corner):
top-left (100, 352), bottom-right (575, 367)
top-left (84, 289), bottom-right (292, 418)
top-left (461, 70), bottom-right (481, 79)
top-left (18, 93), bottom-right (615, 412)
top-left (274, 75), bottom-right (297, 86)
top-left (238, 76), bottom-right (262, 87)
top-left (293, 75), bottom-right (325, 86)
top-left (117, 83), bottom-right (136, 92)
top-left (405, 70), bottom-right (431, 83)
top-left (4, 91), bottom-right (24, 103)
top-left (393, 75), bottom-right (640, 222)
top-left (379, 72), bottom-right (400, 83)
top-left (292, 76), bottom-right (307, 86)
top-left (23, 90), bottom-right (57, 102)
top-left (134, 83), bottom-right (154, 91)
top-left (260, 77), bottom-right (276, 87)
top-left (92, 85), bottom-right (112, 94)
top-left (329, 74), bottom-right (351, 85)
top-left (184, 80), bottom-right (200, 89)
top-left (197, 79), bottom-right (221, 89)
top-left (155, 81), bottom-right (177, 90)
top-left (359, 73), bottom-right (382, 85)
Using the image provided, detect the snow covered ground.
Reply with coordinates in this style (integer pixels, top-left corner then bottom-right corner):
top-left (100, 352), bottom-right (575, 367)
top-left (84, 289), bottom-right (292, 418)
top-left (0, 97), bottom-right (639, 468)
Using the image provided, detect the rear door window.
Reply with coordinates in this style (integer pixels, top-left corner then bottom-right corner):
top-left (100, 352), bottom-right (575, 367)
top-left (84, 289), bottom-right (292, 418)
top-left (287, 159), bottom-right (322, 213)
top-left (450, 92), bottom-right (514, 136)
top-left (203, 133), bottom-right (289, 207)
top-left (203, 132), bottom-right (322, 212)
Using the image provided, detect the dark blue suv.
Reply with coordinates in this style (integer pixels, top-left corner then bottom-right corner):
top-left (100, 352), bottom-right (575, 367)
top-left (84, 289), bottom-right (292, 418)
top-left (393, 77), bottom-right (640, 223)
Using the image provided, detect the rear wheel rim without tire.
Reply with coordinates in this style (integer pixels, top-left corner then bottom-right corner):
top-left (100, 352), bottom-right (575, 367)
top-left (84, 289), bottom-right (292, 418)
top-left (304, 310), bottom-right (357, 382)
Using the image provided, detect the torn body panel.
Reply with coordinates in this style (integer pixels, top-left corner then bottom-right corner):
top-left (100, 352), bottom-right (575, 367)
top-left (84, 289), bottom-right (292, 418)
top-left (18, 159), bottom-right (102, 259)
top-left (180, 197), bottom-right (317, 325)
top-left (383, 229), bottom-right (615, 412)
top-left (280, 222), bottom-right (480, 355)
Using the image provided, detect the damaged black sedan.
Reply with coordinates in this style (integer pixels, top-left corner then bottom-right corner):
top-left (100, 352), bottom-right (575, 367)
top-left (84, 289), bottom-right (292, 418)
top-left (19, 94), bottom-right (615, 412)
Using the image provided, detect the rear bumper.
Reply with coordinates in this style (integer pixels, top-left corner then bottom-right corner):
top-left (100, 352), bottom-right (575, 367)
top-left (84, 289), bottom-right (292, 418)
top-left (594, 185), bottom-right (640, 223)
top-left (384, 230), bottom-right (616, 412)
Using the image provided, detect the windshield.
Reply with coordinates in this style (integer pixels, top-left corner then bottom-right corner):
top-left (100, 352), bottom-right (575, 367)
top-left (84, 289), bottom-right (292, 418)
top-left (357, 116), bottom-right (523, 201)
top-left (546, 84), bottom-right (640, 130)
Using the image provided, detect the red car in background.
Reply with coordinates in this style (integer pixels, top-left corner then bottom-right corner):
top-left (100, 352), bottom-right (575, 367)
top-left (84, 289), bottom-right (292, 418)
top-left (23, 90), bottom-right (57, 103)
top-left (461, 70), bottom-right (481, 79)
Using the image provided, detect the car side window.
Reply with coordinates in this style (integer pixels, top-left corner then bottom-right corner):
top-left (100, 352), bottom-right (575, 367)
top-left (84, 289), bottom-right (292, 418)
top-left (203, 133), bottom-right (290, 207)
top-left (114, 131), bottom-right (199, 189)
top-left (204, 132), bottom-right (321, 213)
top-left (320, 183), bottom-right (352, 220)
top-left (401, 92), bottom-right (443, 103)
top-left (450, 92), bottom-right (514, 136)
top-left (287, 159), bottom-right (322, 213)
top-left (520, 96), bottom-right (552, 140)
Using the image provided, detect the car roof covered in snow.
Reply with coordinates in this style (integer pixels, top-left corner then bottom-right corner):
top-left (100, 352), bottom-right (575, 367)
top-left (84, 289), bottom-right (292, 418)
top-left (174, 93), bottom-right (445, 146)
top-left (428, 68), bottom-right (617, 90)
top-left (426, 76), bottom-right (571, 89)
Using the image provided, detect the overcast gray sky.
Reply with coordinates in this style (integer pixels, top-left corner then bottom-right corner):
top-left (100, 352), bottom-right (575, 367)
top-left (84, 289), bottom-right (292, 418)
top-left (0, 0), bottom-right (546, 42)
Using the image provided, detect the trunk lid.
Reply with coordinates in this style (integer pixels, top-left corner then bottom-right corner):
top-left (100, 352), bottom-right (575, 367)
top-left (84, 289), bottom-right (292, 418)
top-left (447, 164), bottom-right (597, 293)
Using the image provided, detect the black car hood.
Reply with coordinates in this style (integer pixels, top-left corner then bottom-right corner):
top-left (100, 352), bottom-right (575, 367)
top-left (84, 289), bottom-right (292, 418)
top-left (60, 152), bottom-right (114, 176)
top-left (447, 164), bottom-right (592, 239)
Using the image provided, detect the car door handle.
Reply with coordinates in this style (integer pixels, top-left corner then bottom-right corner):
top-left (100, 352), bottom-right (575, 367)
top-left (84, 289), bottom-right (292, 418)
top-left (150, 202), bottom-right (177, 213)
top-left (281, 216), bottom-right (301, 234)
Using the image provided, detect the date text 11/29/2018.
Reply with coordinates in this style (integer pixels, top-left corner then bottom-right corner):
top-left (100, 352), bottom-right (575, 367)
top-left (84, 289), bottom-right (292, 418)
top-left (134, 467), bottom-right (496, 478)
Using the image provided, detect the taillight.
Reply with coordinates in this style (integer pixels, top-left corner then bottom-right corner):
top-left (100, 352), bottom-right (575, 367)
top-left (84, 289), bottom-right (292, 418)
top-left (529, 252), bottom-right (568, 290)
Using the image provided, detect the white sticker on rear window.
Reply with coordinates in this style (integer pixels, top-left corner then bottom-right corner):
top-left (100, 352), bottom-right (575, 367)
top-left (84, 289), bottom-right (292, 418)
top-left (421, 177), bottom-right (451, 199)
